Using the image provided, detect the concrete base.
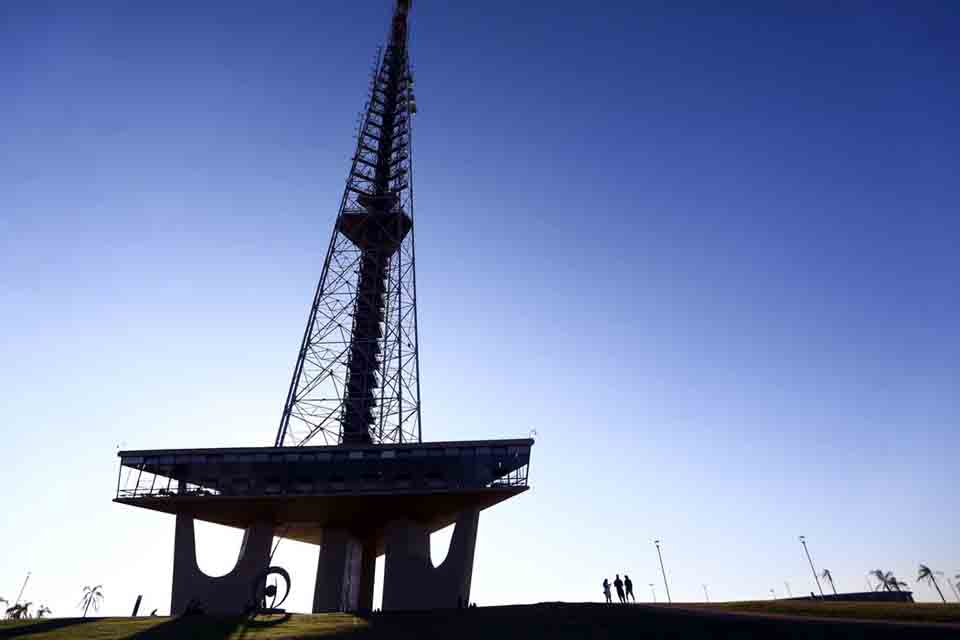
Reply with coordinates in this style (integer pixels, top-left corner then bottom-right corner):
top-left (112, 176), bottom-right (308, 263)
top-left (382, 508), bottom-right (479, 611)
top-left (170, 514), bottom-right (273, 615)
top-left (312, 530), bottom-right (376, 613)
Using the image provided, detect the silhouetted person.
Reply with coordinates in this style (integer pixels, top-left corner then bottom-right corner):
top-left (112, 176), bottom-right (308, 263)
top-left (624, 575), bottom-right (635, 603)
top-left (614, 574), bottom-right (626, 604)
top-left (603, 578), bottom-right (612, 604)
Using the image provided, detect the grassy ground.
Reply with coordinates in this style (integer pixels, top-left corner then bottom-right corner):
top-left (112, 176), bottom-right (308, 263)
top-left (703, 600), bottom-right (960, 625)
top-left (0, 613), bottom-right (366, 639)
top-left (1, 602), bottom-right (958, 639)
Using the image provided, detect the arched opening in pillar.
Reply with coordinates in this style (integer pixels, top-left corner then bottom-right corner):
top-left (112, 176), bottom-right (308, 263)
top-left (270, 536), bottom-right (320, 614)
top-left (193, 520), bottom-right (245, 578)
top-left (430, 523), bottom-right (455, 568)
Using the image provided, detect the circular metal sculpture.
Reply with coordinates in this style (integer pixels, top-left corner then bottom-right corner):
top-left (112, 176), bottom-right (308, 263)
top-left (251, 566), bottom-right (291, 613)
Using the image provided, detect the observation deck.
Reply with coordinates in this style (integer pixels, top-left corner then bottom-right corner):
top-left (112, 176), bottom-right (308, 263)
top-left (114, 438), bottom-right (532, 547)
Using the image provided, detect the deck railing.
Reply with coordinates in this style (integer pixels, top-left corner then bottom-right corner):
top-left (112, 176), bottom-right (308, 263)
top-left (115, 441), bottom-right (531, 500)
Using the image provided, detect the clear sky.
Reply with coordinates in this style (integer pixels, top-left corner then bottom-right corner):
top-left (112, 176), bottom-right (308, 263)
top-left (1, 0), bottom-right (958, 617)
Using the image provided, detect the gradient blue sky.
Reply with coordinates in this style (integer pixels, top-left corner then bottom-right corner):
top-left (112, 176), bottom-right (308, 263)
top-left (2, 0), bottom-right (958, 616)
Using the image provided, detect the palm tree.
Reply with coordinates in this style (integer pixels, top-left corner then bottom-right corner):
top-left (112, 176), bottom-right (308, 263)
top-left (5, 603), bottom-right (30, 620)
top-left (820, 569), bottom-right (838, 595)
top-left (918, 565), bottom-right (946, 603)
top-left (79, 585), bottom-right (104, 618)
top-left (869, 569), bottom-right (906, 592)
top-left (36, 605), bottom-right (52, 618)
top-left (889, 575), bottom-right (908, 592)
top-left (870, 569), bottom-right (890, 591)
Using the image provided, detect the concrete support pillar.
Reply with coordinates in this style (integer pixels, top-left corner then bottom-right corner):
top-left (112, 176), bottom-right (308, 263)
top-left (313, 530), bottom-right (376, 613)
top-left (382, 508), bottom-right (479, 611)
top-left (170, 514), bottom-right (273, 615)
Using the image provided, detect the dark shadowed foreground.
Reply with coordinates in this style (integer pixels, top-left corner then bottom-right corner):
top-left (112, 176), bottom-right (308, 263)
top-left (1, 602), bottom-right (959, 639)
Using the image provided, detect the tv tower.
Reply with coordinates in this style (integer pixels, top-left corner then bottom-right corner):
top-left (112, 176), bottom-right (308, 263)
top-left (114, 0), bottom-right (533, 615)
top-left (276, 0), bottom-right (421, 448)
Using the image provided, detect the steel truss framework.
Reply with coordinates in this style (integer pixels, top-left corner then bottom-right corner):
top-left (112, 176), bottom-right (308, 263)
top-left (276, 0), bottom-right (421, 448)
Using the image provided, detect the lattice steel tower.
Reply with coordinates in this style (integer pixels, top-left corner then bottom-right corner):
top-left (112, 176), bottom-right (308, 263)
top-left (276, 0), bottom-right (421, 448)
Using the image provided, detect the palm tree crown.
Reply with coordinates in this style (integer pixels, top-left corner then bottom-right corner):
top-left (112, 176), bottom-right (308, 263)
top-left (79, 585), bottom-right (104, 618)
top-left (870, 569), bottom-right (889, 591)
top-left (918, 564), bottom-right (946, 603)
top-left (869, 569), bottom-right (907, 592)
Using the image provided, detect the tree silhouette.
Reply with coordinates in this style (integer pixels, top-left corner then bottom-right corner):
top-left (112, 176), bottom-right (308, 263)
top-left (888, 575), bottom-right (908, 592)
top-left (79, 585), bottom-right (104, 618)
top-left (869, 569), bottom-right (906, 592)
top-left (820, 569), bottom-right (838, 595)
top-left (36, 605), bottom-right (52, 618)
top-left (5, 603), bottom-right (31, 620)
top-left (918, 565), bottom-right (946, 603)
top-left (870, 569), bottom-right (890, 591)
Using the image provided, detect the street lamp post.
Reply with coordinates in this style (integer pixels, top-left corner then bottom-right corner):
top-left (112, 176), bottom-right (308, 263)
top-left (951, 576), bottom-right (960, 603)
top-left (798, 536), bottom-right (824, 597)
top-left (14, 572), bottom-right (31, 606)
top-left (649, 584), bottom-right (656, 603)
top-left (654, 540), bottom-right (672, 603)
top-left (702, 584), bottom-right (710, 602)
top-left (936, 572), bottom-right (960, 603)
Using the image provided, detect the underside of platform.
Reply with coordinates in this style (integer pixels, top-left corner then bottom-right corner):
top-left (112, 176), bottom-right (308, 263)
top-left (115, 486), bottom-right (524, 547)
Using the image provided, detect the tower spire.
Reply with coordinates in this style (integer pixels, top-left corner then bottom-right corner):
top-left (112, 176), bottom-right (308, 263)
top-left (276, 0), bottom-right (421, 447)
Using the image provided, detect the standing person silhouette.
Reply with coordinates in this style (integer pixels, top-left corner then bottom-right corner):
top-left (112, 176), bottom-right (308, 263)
top-left (614, 574), bottom-right (626, 604)
top-left (624, 575), bottom-right (635, 603)
top-left (602, 578), bottom-right (612, 604)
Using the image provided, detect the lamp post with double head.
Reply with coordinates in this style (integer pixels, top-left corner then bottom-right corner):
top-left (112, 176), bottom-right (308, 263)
top-left (798, 536), bottom-right (824, 597)
top-left (654, 540), bottom-right (672, 604)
